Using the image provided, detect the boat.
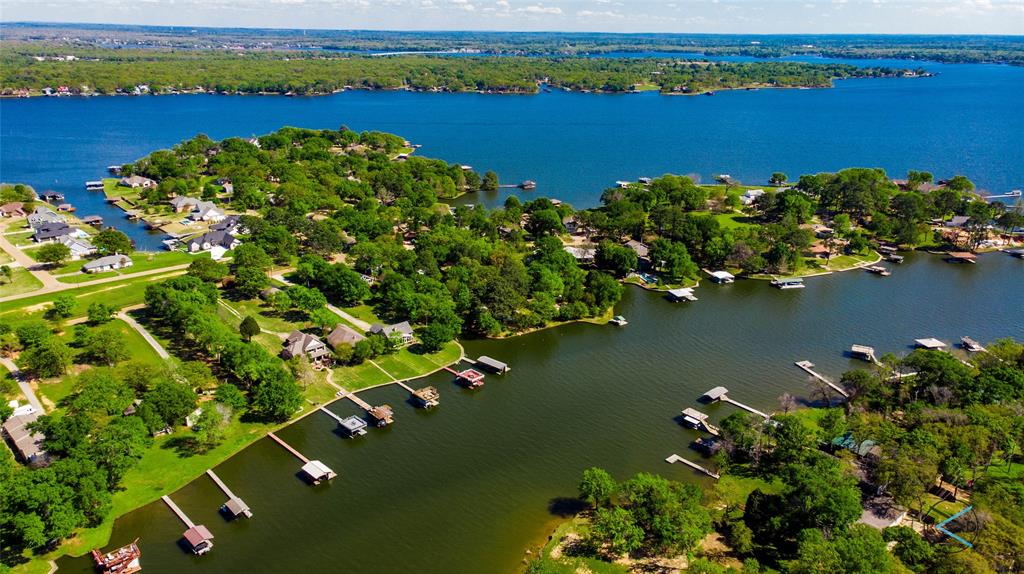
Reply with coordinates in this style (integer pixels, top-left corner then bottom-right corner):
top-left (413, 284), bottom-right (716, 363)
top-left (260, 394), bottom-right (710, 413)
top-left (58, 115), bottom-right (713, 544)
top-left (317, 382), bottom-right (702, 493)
top-left (518, 180), bottom-right (536, 190)
top-left (85, 180), bottom-right (105, 190)
top-left (770, 278), bottom-right (805, 289)
top-left (1007, 190), bottom-right (1022, 197)
top-left (885, 254), bottom-right (905, 263)
top-left (865, 265), bottom-right (891, 276)
top-left (91, 540), bottom-right (142, 573)
top-left (609, 315), bottom-right (628, 326)
top-left (961, 337), bottom-right (986, 353)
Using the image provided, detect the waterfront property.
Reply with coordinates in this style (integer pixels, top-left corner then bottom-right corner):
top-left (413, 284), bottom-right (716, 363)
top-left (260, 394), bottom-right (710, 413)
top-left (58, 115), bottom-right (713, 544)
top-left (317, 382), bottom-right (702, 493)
top-left (327, 323), bottom-right (366, 348)
top-left (771, 278), bottom-right (805, 289)
top-left (961, 336), bottom-right (986, 353)
top-left (161, 495), bottom-right (214, 555)
top-left (667, 287), bottom-right (698, 302)
top-left (187, 230), bottom-right (240, 253)
top-left (338, 415), bottom-right (369, 437)
top-left (119, 175), bottom-right (157, 189)
top-left (2, 404), bottom-right (48, 466)
top-left (26, 205), bottom-right (65, 228)
top-left (708, 270), bottom-right (735, 284)
top-left (411, 386), bottom-right (440, 408)
top-left (91, 542), bottom-right (142, 574)
top-left (476, 356), bottom-right (510, 374)
top-left (0, 202), bottom-right (26, 217)
top-left (281, 331), bottom-right (332, 364)
top-left (369, 321), bottom-right (415, 346)
top-left (680, 407), bottom-right (719, 435)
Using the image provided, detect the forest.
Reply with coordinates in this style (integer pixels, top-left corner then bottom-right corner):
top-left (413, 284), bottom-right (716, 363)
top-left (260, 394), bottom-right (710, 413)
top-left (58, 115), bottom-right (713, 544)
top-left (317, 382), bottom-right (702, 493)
top-left (0, 47), bottom-right (922, 96)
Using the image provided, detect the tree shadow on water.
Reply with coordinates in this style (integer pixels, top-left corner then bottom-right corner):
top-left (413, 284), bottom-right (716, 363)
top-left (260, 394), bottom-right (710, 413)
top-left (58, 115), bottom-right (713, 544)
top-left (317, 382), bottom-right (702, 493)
top-left (548, 496), bottom-right (587, 517)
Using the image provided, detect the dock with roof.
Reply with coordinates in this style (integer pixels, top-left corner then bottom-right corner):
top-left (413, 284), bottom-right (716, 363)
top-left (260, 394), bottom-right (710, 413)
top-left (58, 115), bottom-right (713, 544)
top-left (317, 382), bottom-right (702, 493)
top-left (700, 386), bottom-right (770, 419)
top-left (206, 469), bottom-right (251, 519)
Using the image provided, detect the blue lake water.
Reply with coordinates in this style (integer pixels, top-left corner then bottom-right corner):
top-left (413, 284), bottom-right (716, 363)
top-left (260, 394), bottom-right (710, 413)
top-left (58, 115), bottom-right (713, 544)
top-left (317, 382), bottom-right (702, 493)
top-left (1, 56), bottom-right (1022, 251)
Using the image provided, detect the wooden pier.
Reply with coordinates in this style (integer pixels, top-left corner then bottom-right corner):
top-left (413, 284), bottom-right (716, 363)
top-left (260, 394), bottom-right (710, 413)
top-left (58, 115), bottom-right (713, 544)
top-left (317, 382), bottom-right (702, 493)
top-left (267, 431), bottom-right (309, 463)
top-left (665, 454), bottom-right (720, 479)
top-left (206, 470), bottom-right (252, 519)
top-left (701, 387), bottom-right (769, 419)
top-left (161, 495), bottom-right (195, 529)
top-left (318, 406), bottom-right (347, 425)
top-left (795, 360), bottom-right (849, 398)
top-left (338, 390), bottom-right (373, 412)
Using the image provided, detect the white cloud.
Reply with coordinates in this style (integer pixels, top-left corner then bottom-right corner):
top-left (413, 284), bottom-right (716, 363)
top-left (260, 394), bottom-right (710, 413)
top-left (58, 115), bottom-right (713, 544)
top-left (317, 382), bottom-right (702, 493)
top-left (516, 3), bottom-right (561, 14)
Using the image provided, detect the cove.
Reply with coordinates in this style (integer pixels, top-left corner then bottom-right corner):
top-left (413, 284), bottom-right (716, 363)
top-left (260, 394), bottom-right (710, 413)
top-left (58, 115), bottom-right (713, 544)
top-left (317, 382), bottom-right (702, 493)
top-left (2, 57), bottom-right (1022, 251)
top-left (55, 252), bottom-right (1022, 574)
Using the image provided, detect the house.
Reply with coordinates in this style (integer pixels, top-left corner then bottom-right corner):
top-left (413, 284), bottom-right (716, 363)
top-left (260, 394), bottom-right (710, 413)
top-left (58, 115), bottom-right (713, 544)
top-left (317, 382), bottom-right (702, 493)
top-left (326, 324), bottom-right (366, 348)
top-left (2, 404), bottom-right (48, 466)
top-left (625, 239), bottom-right (650, 259)
top-left (563, 216), bottom-right (580, 234)
top-left (369, 321), bottom-right (415, 346)
top-left (83, 254), bottom-right (133, 273)
top-left (281, 331), bottom-right (332, 363)
top-left (0, 202), bottom-right (26, 217)
top-left (27, 206), bottom-right (65, 229)
top-left (33, 222), bottom-right (75, 242)
top-left (187, 230), bottom-right (240, 253)
top-left (945, 215), bottom-right (970, 228)
top-left (58, 236), bottom-right (96, 259)
top-left (741, 188), bottom-right (765, 205)
top-left (564, 245), bottom-right (596, 264)
top-left (119, 175), bottom-right (156, 189)
top-left (170, 196), bottom-right (202, 213)
top-left (209, 214), bottom-right (243, 235)
top-left (192, 201), bottom-right (225, 222)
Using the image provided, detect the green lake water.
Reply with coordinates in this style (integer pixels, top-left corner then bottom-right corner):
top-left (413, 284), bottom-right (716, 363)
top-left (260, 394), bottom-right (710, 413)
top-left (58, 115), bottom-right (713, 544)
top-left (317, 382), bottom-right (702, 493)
top-left (58, 252), bottom-right (1021, 573)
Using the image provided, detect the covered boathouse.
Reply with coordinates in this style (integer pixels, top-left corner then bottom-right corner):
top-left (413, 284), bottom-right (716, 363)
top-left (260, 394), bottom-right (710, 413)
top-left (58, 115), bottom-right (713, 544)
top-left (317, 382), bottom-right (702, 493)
top-left (183, 525), bottom-right (214, 555)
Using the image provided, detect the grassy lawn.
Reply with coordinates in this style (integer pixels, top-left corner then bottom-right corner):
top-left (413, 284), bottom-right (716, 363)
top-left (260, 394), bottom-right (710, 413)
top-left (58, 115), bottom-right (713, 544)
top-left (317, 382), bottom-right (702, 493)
top-left (0, 267), bottom-right (44, 296)
top-left (332, 341), bottom-right (462, 391)
top-left (7, 230), bottom-right (36, 247)
top-left (826, 251), bottom-right (879, 271)
top-left (0, 270), bottom-right (186, 326)
top-left (711, 473), bottom-right (786, 508)
top-left (530, 517), bottom-right (630, 574)
top-left (0, 250), bottom-right (12, 264)
top-left (52, 250), bottom-right (199, 280)
top-left (341, 303), bottom-right (380, 325)
top-left (714, 212), bottom-right (758, 230)
top-left (220, 296), bottom-right (309, 334)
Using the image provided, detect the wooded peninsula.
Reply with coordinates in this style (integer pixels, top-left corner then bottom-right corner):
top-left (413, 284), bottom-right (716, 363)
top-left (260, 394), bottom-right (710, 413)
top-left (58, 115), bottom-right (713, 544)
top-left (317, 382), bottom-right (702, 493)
top-left (0, 47), bottom-right (925, 96)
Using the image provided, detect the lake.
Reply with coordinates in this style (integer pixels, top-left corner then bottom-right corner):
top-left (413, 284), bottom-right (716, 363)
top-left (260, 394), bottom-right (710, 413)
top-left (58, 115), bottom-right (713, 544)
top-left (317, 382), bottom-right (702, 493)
top-left (2, 55), bottom-right (1021, 573)
top-left (54, 251), bottom-right (1022, 574)
top-left (2, 56), bottom-right (1022, 250)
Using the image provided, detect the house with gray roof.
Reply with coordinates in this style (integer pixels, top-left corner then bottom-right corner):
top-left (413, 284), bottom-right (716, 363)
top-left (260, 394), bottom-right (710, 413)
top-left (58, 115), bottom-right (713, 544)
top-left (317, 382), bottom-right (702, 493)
top-left (33, 222), bottom-right (74, 242)
top-left (58, 236), bottom-right (96, 259)
top-left (369, 321), bottom-right (415, 346)
top-left (83, 254), bottom-right (133, 273)
top-left (2, 406), bottom-right (48, 467)
top-left (326, 324), bottom-right (366, 349)
top-left (187, 230), bottom-right (240, 253)
top-left (27, 206), bottom-right (65, 229)
top-left (119, 174), bottom-right (157, 188)
top-left (281, 331), bottom-right (332, 364)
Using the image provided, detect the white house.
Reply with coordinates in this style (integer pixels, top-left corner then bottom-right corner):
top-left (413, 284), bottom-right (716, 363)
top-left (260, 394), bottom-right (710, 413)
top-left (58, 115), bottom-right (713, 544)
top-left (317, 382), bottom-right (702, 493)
top-left (740, 189), bottom-right (765, 206)
top-left (58, 236), bottom-right (97, 259)
top-left (119, 175), bottom-right (157, 189)
top-left (82, 254), bottom-right (133, 273)
top-left (187, 230), bottom-right (240, 253)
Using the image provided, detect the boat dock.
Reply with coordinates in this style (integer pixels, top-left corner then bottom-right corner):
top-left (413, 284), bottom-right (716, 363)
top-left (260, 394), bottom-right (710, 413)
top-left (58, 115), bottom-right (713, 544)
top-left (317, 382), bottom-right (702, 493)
top-left (961, 337), bottom-right (986, 353)
top-left (338, 389), bottom-right (373, 411)
top-left (680, 407), bottom-right (720, 435)
top-left (850, 344), bottom-right (878, 363)
top-left (701, 386), bottom-right (769, 419)
top-left (206, 470), bottom-right (252, 519)
top-left (162, 495), bottom-right (215, 554)
top-left (665, 454), bottom-right (720, 479)
top-left (161, 495), bottom-right (196, 529)
top-left (267, 431), bottom-right (309, 463)
top-left (794, 360), bottom-right (849, 398)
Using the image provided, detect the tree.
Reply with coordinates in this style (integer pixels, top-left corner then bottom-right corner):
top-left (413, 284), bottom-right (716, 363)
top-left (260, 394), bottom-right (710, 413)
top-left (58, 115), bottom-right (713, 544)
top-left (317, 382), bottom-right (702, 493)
top-left (84, 326), bottom-right (130, 366)
top-left (481, 170), bottom-right (499, 192)
top-left (770, 172), bottom-right (788, 186)
top-left (16, 320), bottom-right (52, 348)
top-left (0, 264), bottom-right (12, 284)
top-left (37, 242), bottom-right (71, 266)
top-left (595, 241), bottom-right (638, 276)
top-left (249, 368), bottom-right (303, 422)
top-left (187, 258), bottom-right (228, 283)
top-left (578, 467), bottom-right (617, 507)
top-left (233, 265), bottom-right (270, 298)
top-left (239, 315), bottom-right (260, 342)
top-left (587, 506), bottom-right (644, 557)
top-left (19, 337), bottom-right (72, 377)
top-left (50, 294), bottom-right (76, 319)
top-left (140, 380), bottom-right (197, 430)
top-left (215, 383), bottom-right (248, 410)
top-left (833, 524), bottom-right (896, 574)
top-left (93, 228), bottom-right (134, 255)
top-left (87, 302), bottom-right (115, 325)
top-left (191, 403), bottom-right (227, 451)
top-left (883, 526), bottom-right (934, 573)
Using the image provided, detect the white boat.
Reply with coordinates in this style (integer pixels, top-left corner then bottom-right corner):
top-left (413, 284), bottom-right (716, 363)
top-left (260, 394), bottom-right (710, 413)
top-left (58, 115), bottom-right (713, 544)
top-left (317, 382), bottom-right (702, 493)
top-left (770, 278), bottom-right (805, 289)
top-left (609, 315), bottom-right (628, 326)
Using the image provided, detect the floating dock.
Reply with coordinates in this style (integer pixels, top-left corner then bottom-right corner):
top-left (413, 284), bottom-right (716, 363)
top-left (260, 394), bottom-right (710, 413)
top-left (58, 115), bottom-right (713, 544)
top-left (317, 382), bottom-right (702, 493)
top-left (961, 337), bottom-right (986, 353)
top-left (667, 288), bottom-right (698, 302)
top-left (162, 495), bottom-right (214, 555)
top-left (206, 470), bottom-right (252, 519)
top-left (915, 338), bottom-right (947, 350)
top-left (794, 360), bottom-right (850, 398)
top-left (700, 386), bottom-right (769, 419)
top-left (850, 344), bottom-right (877, 363)
top-left (665, 454), bottom-right (720, 479)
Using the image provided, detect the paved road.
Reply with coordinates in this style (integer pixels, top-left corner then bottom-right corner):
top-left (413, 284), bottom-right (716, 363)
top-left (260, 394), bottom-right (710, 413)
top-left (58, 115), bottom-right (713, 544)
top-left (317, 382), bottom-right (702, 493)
top-left (0, 357), bottom-right (45, 413)
top-left (0, 263), bottom-right (191, 304)
top-left (271, 273), bottom-right (373, 331)
top-left (117, 310), bottom-right (170, 359)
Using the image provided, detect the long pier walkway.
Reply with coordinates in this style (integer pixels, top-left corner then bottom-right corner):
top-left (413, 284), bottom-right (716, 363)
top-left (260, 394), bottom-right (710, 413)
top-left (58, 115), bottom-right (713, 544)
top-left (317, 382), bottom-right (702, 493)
top-left (266, 432), bottom-right (309, 464)
top-left (795, 360), bottom-right (850, 398)
top-left (337, 390), bottom-right (373, 411)
top-left (318, 406), bottom-right (346, 424)
top-left (665, 454), bottom-right (720, 479)
top-left (206, 470), bottom-right (239, 501)
top-left (721, 397), bottom-right (770, 419)
top-left (161, 495), bottom-right (195, 529)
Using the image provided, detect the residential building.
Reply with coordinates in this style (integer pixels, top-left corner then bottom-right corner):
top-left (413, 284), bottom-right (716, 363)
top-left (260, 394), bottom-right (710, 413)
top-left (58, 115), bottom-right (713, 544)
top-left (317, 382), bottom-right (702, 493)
top-left (369, 321), bottom-right (415, 346)
top-left (0, 202), bottom-right (26, 217)
top-left (2, 405), bottom-right (48, 466)
top-left (187, 230), bottom-right (240, 253)
top-left (27, 206), bottom-right (65, 229)
top-left (326, 324), bottom-right (366, 348)
top-left (281, 331), bottom-right (332, 363)
top-left (58, 236), bottom-right (96, 259)
top-left (33, 222), bottom-right (75, 242)
top-left (83, 254), bottom-right (133, 273)
top-left (119, 175), bottom-right (157, 188)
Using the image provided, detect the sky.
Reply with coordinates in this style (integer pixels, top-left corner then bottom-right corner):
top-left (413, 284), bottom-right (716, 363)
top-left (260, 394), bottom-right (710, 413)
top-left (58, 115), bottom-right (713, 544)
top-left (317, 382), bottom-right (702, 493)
top-left (3, 0), bottom-right (1024, 35)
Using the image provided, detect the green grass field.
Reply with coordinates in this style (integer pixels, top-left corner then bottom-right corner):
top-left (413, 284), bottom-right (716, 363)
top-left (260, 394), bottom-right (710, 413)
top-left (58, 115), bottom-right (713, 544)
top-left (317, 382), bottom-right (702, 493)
top-left (714, 212), bottom-right (758, 230)
top-left (332, 341), bottom-right (462, 390)
top-left (0, 267), bottom-right (44, 296)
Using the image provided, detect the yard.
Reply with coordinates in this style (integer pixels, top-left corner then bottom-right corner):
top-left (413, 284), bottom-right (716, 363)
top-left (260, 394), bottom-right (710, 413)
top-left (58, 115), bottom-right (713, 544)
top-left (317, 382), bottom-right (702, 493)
top-left (53, 250), bottom-right (200, 281)
top-left (0, 267), bottom-right (43, 297)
